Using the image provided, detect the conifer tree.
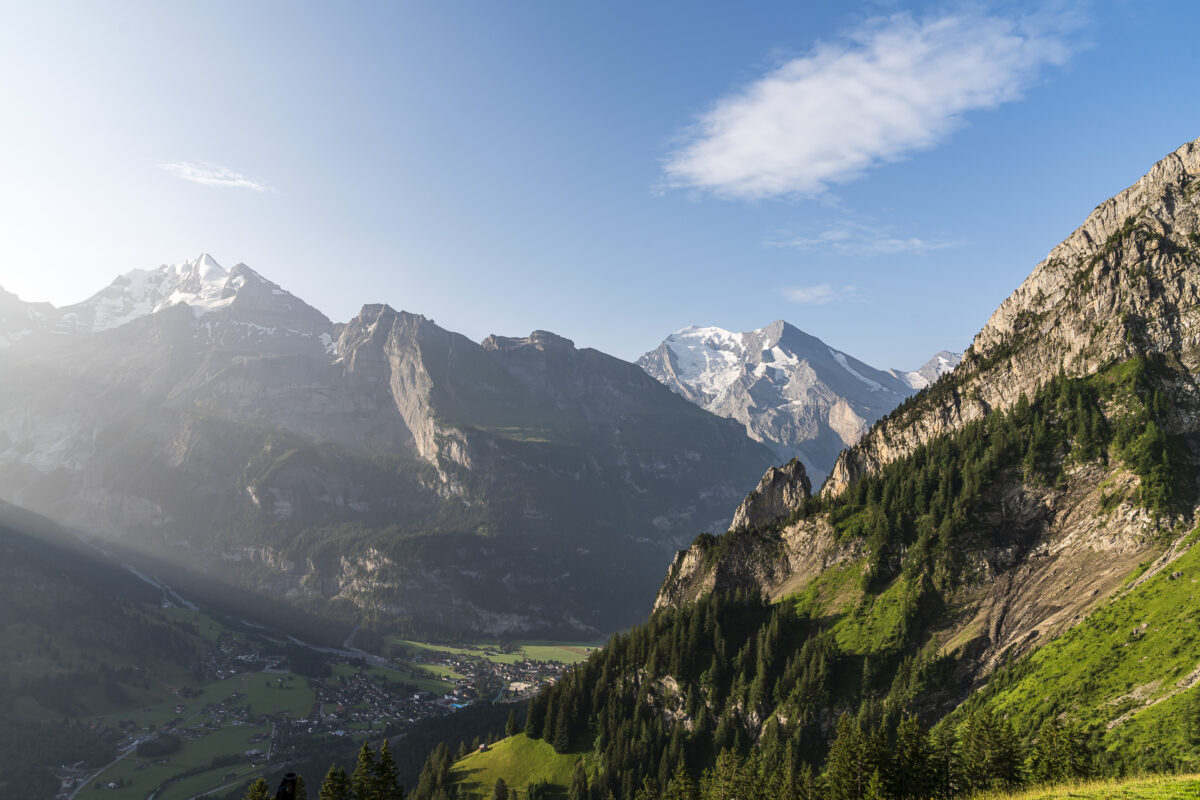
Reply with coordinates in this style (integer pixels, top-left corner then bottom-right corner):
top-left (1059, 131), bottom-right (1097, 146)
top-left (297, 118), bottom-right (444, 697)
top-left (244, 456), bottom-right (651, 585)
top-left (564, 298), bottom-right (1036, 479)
top-left (569, 761), bottom-right (590, 800)
top-left (823, 713), bottom-right (864, 800)
top-left (526, 691), bottom-right (547, 739)
top-left (242, 778), bottom-right (270, 800)
top-left (375, 739), bottom-right (403, 800)
top-left (796, 762), bottom-right (816, 800)
top-left (663, 761), bottom-right (698, 800)
top-left (891, 713), bottom-right (932, 800)
top-left (863, 768), bottom-right (886, 800)
top-left (354, 741), bottom-right (380, 800)
top-left (928, 722), bottom-right (959, 800)
top-left (505, 708), bottom-right (518, 738)
top-left (491, 777), bottom-right (508, 800)
top-left (296, 774), bottom-right (309, 800)
top-left (318, 766), bottom-right (352, 800)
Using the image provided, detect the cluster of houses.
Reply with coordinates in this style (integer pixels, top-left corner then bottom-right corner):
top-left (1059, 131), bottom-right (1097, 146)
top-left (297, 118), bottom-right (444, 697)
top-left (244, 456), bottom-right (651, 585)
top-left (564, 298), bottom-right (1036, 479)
top-left (397, 646), bottom-right (573, 703)
top-left (53, 631), bottom-right (588, 799)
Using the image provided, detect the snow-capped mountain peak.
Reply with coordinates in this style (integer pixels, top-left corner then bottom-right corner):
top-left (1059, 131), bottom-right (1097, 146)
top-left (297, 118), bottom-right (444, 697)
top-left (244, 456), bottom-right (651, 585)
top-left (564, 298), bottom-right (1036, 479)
top-left (57, 253), bottom-right (247, 332)
top-left (640, 321), bottom-right (959, 484)
top-left (662, 325), bottom-right (749, 400)
top-left (891, 350), bottom-right (963, 390)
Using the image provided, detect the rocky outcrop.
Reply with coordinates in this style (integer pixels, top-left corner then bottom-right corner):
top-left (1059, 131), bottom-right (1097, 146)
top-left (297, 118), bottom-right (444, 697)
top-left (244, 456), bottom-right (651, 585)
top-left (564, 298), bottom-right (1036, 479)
top-left (729, 458), bottom-right (811, 532)
top-left (826, 137), bottom-right (1200, 498)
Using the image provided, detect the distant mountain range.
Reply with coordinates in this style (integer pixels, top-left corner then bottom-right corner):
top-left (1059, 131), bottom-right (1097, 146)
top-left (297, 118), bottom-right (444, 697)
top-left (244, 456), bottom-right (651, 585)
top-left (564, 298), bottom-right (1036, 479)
top-left (638, 321), bottom-right (959, 483)
top-left (0, 255), bottom-right (776, 636)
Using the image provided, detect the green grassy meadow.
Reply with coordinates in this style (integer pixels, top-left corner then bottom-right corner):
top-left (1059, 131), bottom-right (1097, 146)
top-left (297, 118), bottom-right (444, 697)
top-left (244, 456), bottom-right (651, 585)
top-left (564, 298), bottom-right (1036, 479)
top-left (971, 774), bottom-right (1200, 799)
top-left (453, 734), bottom-right (585, 797)
top-left (978, 539), bottom-right (1200, 757)
top-left (391, 638), bottom-right (600, 667)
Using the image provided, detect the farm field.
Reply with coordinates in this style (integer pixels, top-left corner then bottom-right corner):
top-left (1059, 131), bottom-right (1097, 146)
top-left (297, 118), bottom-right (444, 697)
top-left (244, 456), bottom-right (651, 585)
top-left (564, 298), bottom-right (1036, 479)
top-left (391, 638), bottom-right (601, 666)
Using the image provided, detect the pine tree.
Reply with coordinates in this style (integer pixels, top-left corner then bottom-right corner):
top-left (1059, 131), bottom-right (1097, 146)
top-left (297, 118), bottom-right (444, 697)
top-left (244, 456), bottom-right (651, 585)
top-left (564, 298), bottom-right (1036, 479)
top-left (569, 761), bottom-right (590, 800)
top-left (296, 774), bottom-right (309, 800)
top-left (491, 778), bottom-right (509, 800)
top-left (796, 762), bottom-right (815, 800)
top-left (319, 766), bottom-right (352, 800)
top-left (891, 713), bottom-right (931, 800)
top-left (823, 713), bottom-right (864, 800)
top-left (505, 708), bottom-right (518, 738)
top-left (663, 761), bottom-right (698, 800)
top-left (375, 739), bottom-right (403, 800)
top-left (242, 778), bottom-right (270, 800)
top-left (526, 691), bottom-right (547, 739)
top-left (863, 768), bottom-right (885, 800)
top-left (354, 740), bottom-right (380, 800)
top-left (552, 701), bottom-right (573, 752)
top-left (928, 722), bottom-right (958, 800)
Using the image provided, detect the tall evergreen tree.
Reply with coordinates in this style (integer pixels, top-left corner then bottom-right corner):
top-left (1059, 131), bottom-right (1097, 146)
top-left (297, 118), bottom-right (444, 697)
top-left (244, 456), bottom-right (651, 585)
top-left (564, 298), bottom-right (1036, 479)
top-left (891, 713), bottom-right (932, 800)
top-left (318, 766), bottom-right (352, 800)
top-left (569, 760), bottom-right (590, 800)
top-left (663, 761), bottom-right (698, 800)
top-left (354, 740), bottom-right (380, 800)
top-left (375, 739), bottom-right (404, 800)
top-left (506, 708), bottom-right (518, 738)
top-left (823, 713), bottom-right (865, 800)
top-left (242, 778), bottom-right (270, 800)
top-left (491, 777), bottom-right (509, 800)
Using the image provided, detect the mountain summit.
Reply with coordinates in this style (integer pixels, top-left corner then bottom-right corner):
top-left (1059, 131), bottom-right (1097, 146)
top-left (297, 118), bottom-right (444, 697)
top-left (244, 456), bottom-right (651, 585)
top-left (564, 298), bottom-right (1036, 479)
top-left (638, 321), bottom-right (958, 482)
top-left (0, 260), bottom-right (775, 635)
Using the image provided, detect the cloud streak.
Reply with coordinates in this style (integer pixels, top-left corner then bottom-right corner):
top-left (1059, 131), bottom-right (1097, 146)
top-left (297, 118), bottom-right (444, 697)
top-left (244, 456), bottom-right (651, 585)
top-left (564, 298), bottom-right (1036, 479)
top-left (662, 9), bottom-right (1076, 199)
top-left (159, 161), bottom-right (273, 192)
top-left (782, 284), bottom-right (858, 304)
top-left (768, 221), bottom-right (961, 256)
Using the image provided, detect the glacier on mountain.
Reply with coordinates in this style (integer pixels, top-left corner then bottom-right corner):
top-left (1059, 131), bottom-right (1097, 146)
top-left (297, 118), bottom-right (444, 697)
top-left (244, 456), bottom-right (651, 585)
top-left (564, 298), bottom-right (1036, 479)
top-left (639, 321), bottom-right (961, 485)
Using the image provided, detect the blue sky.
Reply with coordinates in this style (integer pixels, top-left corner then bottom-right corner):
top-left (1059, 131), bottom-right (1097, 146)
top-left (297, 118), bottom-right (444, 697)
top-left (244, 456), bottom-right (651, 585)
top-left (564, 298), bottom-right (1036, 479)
top-left (2, 1), bottom-right (1198, 368)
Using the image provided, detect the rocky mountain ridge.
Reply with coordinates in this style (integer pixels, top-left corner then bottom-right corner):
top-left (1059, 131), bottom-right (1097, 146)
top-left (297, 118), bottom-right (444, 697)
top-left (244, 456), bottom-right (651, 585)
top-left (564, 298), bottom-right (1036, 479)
top-left (0, 258), bottom-right (776, 635)
top-left (825, 138), bottom-right (1200, 497)
top-left (638, 321), bottom-right (959, 484)
top-left (655, 135), bottom-right (1200, 689)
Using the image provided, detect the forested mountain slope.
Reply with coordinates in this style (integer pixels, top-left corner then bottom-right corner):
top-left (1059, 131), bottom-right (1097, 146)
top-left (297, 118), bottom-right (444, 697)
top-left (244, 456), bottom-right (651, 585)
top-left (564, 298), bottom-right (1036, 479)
top-left (416, 138), bottom-right (1200, 800)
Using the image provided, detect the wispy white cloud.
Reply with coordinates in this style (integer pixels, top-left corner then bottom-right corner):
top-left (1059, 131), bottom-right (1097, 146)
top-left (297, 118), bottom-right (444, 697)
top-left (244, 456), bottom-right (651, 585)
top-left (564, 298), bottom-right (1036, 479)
top-left (662, 8), bottom-right (1078, 199)
top-left (159, 161), bottom-right (273, 192)
top-left (783, 283), bottom-right (858, 304)
top-left (768, 221), bottom-right (961, 256)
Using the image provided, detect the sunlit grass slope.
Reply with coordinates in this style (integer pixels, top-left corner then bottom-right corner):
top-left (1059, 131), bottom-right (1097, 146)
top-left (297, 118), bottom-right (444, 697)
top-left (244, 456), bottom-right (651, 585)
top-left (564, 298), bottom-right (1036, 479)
top-left (452, 734), bottom-right (584, 796)
top-left (971, 774), bottom-right (1200, 799)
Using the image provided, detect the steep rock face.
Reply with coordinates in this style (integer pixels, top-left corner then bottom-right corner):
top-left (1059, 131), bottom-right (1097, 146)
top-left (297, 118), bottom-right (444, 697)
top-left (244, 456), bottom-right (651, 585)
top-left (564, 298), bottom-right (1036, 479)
top-left (827, 138), bottom-right (1200, 497)
top-left (638, 321), bottom-right (934, 483)
top-left (728, 458), bottom-right (811, 532)
top-left (0, 260), bottom-right (776, 635)
top-left (655, 136), bottom-right (1200, 686)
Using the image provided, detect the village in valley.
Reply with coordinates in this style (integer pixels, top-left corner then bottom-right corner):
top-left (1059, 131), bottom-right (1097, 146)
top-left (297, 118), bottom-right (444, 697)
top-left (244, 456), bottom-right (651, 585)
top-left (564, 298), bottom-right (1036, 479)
top-left (55, 609), bottom-right (595, 800)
